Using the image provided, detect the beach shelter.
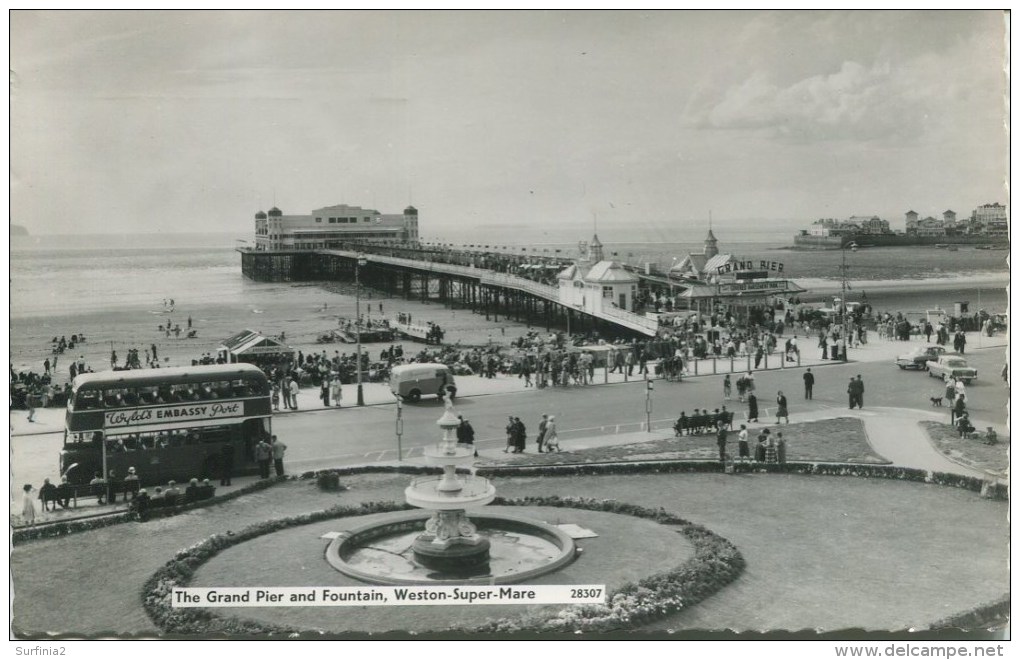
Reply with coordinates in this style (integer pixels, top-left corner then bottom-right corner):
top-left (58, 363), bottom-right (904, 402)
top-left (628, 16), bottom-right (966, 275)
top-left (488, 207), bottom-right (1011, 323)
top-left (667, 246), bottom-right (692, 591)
top-left (217, 329), bottom-right (294, 364)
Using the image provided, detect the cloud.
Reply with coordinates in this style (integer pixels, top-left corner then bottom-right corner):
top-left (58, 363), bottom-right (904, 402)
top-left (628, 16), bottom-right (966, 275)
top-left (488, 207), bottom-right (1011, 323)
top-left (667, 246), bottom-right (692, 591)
top-left (695, 60), bottom-right (927, 144)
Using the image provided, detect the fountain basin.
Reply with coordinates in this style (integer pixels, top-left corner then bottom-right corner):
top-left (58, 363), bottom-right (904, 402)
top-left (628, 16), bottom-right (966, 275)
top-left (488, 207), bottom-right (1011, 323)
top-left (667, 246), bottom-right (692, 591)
top-left (326, 510), bottom-right (578, 585)
top-left (405, 475), bottom-right (496, 510)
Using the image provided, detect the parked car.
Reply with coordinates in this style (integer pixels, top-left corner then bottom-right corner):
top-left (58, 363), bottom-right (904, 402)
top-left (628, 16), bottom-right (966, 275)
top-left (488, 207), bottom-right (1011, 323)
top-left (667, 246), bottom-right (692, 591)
top-left (895, 345), bottom-right (947, 370)
top-left (926, 355), bottom-right (978, 384)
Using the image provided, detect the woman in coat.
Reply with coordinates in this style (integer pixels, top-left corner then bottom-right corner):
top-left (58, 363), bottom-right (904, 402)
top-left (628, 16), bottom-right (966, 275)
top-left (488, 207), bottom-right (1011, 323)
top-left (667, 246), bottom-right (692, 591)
top-left (544, 416), bottom-right (560, 452)
top-left (776, 391), bottom-right (789, 424)
top-left (504, 416), bottom-right (516, 453)
top-left (747, 393), bottom-right (759, 423)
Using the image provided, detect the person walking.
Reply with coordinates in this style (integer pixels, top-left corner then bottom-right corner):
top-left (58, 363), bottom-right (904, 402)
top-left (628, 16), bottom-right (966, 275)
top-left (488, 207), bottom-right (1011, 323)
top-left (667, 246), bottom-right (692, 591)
top-left (219, 443), bottom-right (234, 486)
top-left (536, 413), bottom-right (549, 453)
top-left (513, 417), bottom-right (527, 453)
top-left (331, 375), bottom-right (342, 408)
top-left (21, 484), bottom-right (36, 525)
top-left (26, 391), bottom-right (37, 423)
top-left (723, 374), bottom-right (732, 401)
top-left (776, 391), bottom-right (789, 424)
top-left (255, 438), bottom-right (272, 479)
top-left (776, 432), bottom-right (787, 464)
top-left (456, 416), bottom-right (477, 457)
top-left (747, 393), bottom-right (759, 422)
top-left (288, 377), bottom-right (300, 410)
top-left (855, 375), bottom-right (865, 409)
top-left (320, 377), bottom-right (330, 407)
top-left (280, 376), bottom-right (291, 410)
top-left (271, 435), bottom-right (288, 476)
top-left (544, 415), bottom-right (560, 452)
top-left (716, 424), bottom-right (728, 463)
top-left (847, 377), bottom-right (858, 409)
top-left (504, 416), bottom-right (516, 453)
top-left (803, 368), bottom-right (814, 400)
top-left (737, 424), bottom-right (750, 463)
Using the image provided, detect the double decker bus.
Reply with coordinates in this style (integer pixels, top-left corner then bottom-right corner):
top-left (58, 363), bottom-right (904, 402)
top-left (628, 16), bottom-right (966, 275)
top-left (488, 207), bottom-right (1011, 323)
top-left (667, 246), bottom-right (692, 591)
top-left (61, 364), bottom-right (272, 486)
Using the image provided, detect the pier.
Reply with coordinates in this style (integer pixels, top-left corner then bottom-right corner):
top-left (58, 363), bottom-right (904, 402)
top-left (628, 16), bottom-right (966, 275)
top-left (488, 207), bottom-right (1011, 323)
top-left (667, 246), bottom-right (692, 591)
top-left (238, 245), bottom-right (661, 338)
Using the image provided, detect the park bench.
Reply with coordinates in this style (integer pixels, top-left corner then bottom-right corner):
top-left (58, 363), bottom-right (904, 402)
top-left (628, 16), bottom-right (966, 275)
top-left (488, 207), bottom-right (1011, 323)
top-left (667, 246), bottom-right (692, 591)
top-left (674, 411), bottom-right (735, 436)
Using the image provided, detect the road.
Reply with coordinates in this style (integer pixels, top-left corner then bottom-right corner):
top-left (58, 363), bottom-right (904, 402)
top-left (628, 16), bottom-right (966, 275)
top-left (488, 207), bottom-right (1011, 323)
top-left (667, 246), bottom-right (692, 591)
top-left (12, 345), bottom-right (1007, 491)
top-left (283, 346), bottom-right (1008, 470)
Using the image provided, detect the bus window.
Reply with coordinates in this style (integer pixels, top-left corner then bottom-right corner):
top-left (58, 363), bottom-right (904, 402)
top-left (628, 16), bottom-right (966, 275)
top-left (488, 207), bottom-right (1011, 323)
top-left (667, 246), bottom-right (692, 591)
top-left (77, 392), bottom-right (102, 410)
top-left (138, 387), bottom-right (158, 405)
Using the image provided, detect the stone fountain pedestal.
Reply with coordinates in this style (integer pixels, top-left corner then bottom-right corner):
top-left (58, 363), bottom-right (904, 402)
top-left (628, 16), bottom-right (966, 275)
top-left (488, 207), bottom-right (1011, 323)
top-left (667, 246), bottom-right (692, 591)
top-left (404, 404), bottom-right (496, 574)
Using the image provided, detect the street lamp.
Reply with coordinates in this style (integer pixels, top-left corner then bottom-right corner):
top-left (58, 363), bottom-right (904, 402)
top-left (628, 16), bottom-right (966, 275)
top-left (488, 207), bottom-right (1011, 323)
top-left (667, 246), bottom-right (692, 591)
top-left (355, 253), bottom-right (367, 406)
top-left (840, 241), bottom-right (858, 361)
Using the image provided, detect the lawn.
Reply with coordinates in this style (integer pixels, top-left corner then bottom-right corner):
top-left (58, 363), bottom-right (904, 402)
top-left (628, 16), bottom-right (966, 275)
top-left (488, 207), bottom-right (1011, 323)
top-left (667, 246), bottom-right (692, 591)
top-left (190, 505), bottom-right (695, 634)
top-left (10, 471), bottom-right (1008, 636)
top-left (920, 421), bottom-right (1009, 478)
top-left (482, 417), bottom-right (887, 467)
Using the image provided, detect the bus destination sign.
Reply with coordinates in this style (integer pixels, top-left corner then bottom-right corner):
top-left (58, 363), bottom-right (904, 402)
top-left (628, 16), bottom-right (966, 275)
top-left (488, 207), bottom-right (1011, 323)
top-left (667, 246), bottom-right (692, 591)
top-left (104, 402), bottom-right (244, 428)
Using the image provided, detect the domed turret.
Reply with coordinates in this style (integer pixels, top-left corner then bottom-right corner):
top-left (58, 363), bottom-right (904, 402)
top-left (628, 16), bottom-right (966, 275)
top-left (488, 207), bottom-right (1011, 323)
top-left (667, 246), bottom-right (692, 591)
top-left (267, 207), bottom-right (282, 217)
top-left (404, 205), bottom-right (418, 216)
top-left (255, 210), bottom-right (267, 220)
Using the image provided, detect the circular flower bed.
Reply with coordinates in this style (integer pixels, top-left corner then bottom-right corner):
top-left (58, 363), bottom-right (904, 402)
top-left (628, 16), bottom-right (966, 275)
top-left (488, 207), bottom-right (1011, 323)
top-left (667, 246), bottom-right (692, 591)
top-left (141, 496), bottom-right (745, 637)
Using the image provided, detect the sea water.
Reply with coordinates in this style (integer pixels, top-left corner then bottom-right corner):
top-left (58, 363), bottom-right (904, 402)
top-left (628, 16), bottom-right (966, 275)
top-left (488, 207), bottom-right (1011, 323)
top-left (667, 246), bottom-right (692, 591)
top-left (11, 233), bottom-right (1008, 321)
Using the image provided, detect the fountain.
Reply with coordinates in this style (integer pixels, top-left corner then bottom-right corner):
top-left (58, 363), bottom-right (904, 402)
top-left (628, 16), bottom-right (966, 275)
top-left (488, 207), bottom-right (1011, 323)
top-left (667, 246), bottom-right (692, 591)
top-left (403, 393), bottom-right (496, 573)
top-left (326, 393), bottom-right (578, 584)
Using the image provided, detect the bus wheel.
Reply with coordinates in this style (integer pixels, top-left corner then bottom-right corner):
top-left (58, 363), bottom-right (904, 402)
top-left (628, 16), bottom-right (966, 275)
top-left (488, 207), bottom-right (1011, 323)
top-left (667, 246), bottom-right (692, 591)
top-left (407, 389), bottom-right (421, 403)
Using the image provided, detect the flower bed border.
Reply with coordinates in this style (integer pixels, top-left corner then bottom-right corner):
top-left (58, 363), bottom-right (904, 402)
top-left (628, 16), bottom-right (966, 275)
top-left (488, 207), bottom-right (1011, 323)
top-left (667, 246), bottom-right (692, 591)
top-left (309, 461), bottom-right (1007, 500)
top-left (140, 496), bottom-right (745, 637)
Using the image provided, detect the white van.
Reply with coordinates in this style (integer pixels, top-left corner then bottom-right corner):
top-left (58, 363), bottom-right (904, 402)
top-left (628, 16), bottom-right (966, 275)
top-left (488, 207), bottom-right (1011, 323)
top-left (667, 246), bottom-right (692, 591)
top-left (389, 363), bottom-right (456, 403)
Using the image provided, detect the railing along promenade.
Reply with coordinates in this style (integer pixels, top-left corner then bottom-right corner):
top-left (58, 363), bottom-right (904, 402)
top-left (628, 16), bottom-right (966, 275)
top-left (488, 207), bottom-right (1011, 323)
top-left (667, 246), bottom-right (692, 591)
top-left (318, 249), bottom-right (659, 336)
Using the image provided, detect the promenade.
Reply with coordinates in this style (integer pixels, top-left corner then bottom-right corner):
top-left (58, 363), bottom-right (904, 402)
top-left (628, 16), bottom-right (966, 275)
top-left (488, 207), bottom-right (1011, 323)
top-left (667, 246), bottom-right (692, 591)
top-left (11, 330), bottom-right (1007, 527)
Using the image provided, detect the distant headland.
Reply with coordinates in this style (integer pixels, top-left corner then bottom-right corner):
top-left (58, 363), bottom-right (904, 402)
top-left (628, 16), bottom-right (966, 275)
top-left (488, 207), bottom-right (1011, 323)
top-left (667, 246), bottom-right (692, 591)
top-left (11, 224), bottom-right (29, 236)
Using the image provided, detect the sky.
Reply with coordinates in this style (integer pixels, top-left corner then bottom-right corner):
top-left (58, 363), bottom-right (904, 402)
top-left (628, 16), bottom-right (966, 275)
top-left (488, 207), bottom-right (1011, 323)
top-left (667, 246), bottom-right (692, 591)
top-left (9, 10), bottom-right (1009, 243)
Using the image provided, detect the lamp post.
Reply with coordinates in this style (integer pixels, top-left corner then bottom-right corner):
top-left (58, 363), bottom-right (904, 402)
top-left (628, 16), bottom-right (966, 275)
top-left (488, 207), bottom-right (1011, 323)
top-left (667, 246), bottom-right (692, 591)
top-left (355, 253), bottom-right (367, 406)
top-left (840, 241), bottom-right (858, 361)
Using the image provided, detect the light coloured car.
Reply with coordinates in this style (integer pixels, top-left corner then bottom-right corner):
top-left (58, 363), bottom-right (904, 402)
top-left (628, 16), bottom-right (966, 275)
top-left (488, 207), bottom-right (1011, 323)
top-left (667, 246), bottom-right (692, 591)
top-left (896, 345), bottom-right (946, 370)
top-left (926, 356), bottom-right (977, 384)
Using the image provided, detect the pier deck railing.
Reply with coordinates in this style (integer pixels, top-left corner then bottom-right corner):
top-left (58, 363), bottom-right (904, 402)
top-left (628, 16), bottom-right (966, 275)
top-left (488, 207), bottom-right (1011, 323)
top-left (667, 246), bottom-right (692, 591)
top-left (314, 249), bottom-right (660, 336)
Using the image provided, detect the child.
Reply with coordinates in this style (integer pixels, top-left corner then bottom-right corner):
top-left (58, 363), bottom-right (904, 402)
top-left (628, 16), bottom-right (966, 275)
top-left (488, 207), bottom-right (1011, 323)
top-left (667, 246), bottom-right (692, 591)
top-left (271, 383), bottom-right (280, 411)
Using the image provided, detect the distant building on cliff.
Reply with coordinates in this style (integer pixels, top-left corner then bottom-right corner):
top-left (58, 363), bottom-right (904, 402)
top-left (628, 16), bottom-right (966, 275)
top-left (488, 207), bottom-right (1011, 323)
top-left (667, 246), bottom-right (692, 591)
top-left (253, 204), bottom-right (419, 251)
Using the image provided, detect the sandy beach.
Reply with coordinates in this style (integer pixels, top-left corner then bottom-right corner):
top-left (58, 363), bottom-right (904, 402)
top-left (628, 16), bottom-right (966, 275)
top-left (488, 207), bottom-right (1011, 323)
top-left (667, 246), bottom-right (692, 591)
top-left (10, 269), bottom-right (1008, 387)
top-left (9, 281), bottom-right (543, 381)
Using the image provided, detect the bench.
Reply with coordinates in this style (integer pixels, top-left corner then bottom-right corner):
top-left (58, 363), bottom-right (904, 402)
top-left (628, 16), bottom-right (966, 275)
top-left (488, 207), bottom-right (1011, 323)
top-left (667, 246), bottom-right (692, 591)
top-left (674, 411), bottom-right (735, 436)
top-left (49, 480), bottom-right (144, 509)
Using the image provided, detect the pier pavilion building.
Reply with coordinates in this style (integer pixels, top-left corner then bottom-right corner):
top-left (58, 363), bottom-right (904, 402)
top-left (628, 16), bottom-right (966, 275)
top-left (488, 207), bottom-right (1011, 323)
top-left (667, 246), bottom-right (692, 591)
top-left (253, 204), bottom-right (419, 251)
top-left (556, 234), bottom-right (641, 313)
